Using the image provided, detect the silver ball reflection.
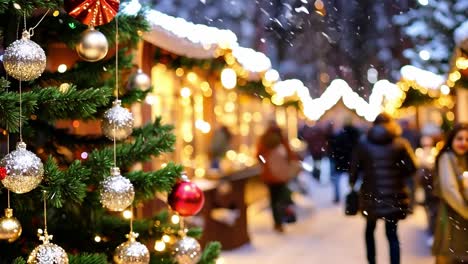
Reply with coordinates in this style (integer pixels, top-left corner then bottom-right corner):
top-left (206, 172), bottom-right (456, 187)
top-left (100, 167), bottom-right (134, 212)
top-left (102, 100), bottom-right (134, 141)
top-left (1, 141), bottom-right (43, 194)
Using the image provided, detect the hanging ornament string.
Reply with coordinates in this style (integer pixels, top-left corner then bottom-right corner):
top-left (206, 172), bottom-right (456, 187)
top-left (43, 190), bottom-right (48, 234)
top-left (6, 86), bottom-right (11, 209)
top-left (113, 15), bottom-right (119, 167)
top-left (23, 10), bottom-right (50, 37)
top-left (129, 205), bottom-right (133, 234)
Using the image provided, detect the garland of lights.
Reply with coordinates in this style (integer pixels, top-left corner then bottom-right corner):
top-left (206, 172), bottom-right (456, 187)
top-left (123, 0), bottom-right (453, 121)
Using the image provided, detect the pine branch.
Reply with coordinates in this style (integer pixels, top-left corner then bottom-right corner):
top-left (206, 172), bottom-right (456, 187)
top-left (69, 253), bottom-right (109, 264)
top-left (11, 258), bottom-right (26, 264)
top-left (43, 158), bottom-right (90, 208)
top-left (199, 242), bottom-right (222, 264)
top-left (127, 163), bottom-right (182, 201)
top-left (34, 86), bottom-right (113, 121)
top-left (0, 86), bottom-right (112, 132)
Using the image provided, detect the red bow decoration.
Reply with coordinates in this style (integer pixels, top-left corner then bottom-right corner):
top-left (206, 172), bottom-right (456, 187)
top-left (64, 0), bottom-right (120, 26)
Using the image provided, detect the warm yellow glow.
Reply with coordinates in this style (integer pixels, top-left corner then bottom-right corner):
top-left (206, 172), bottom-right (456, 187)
top-left (216, 257), bottom-right (226, 264)
top-left (449, 71), bottom-right (461, 82)
top-left (122, 210), bottom-right (133, 219)
top-left (201, 82), bottom-right (210, 91)
top-left (195, 120), bottom-right (211, 133)
top-left (59, 83), bottom-right (70, 93)
top-left (175, 68), bottom-right (184, 77)
top-left (446, 111), bottom-right (455, 121)
top-left (195, 168), bottom-right (205, 177)
top-left (183, 133), bottom-right (193, 143)
top-left (271, 94), bottom-right (284, 106)
top-left (180, 87), bottom-right (192, 97)
top-left (228, 91), bottom-right (238, 101)
top-left (226, 150), bottom-right (237, 161)
top-left (183, 145), bottom-right (194, 155)
top-left (171, 215), bottom-right (180, 224)
top-left (145, 94), bottom-right (157, 105)
top-left (154, 240), bottom-right (166, 252)
top-left (242, 112), bottom-right (252, 122)
top-left (57, 64), bottom-right (67, 73)
top-left (162, 234), bottom-right (171, 243)
top-left (94, 235), bottom-right (102, 242)
top-left (456, 57), bottom-right (468, 69)
top-left (161, 163), bottom-right (167, 168)
top-left (225, 53), bottom-right (236, 65)
top-left (440, 85), bottom-right (450, 95)
top-left (187, 72), bottom-right (198, 83)
top-left (239, 124), bottom-right (249, 136)
top-left (221, 68), bottom-right (237, 89)
top-left (224, 102), bottom-right (236, 112)
top-left (53, 10), bottom-right (60, 17)
top-left (203, 88), bottom-right (213, 97)
top-left (253, 112), bottom-right (262, 122)
top-left (214, 105), bottom-right (223, 116)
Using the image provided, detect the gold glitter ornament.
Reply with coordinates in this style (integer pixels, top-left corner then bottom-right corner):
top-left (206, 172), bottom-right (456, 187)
top-left (0, 141), bottom-right (43, 194)
top-left (101, 100), bottom-right (134, 141)
top-left (27, 230), bottom-right (68, 264)
top-left (3, 30), bottom-right (46, 81)
top-left (0, 208), bottom-right (22, 243)
top-left (76, 27), bottom-right (109, 62)
top-left (114, 232), bottom-right (150, 264)
top-left (172, 236), bottom-right (202, 264)
top-left (100, 167), bottom-right (135, 211)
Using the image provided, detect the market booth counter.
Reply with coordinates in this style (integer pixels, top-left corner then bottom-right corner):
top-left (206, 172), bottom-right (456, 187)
top-left (194, 165), bottom-right (260, 249)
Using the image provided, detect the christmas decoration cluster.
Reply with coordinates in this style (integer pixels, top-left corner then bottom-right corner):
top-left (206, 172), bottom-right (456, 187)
top-left (0, 1), bottom-right (205, 263)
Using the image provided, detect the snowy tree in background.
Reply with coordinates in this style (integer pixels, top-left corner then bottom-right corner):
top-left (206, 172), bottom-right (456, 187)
top-left (394, 0), bottom-right (468, 74)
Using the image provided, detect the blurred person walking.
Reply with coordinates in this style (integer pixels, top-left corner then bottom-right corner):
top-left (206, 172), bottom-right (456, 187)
top-left (209, 125), bottom-right (232, 170)
top-left (257, 121), bottom-right (300, 232)
top-left (432, 123), bottom-right (468, 264)
top-left (257, 121), bottom-right (300, 233)
top-left (415, 136), bottom-right (439, 244)
top-left (329, 118), bottom-right (361, 203)
top-left (349, 113), bottom-right (417, 264)
top-left (302, 121), bottom-right (329, 181)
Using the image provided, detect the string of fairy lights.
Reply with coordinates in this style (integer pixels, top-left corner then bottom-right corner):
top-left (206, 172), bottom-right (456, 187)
top-left (119, 0), bottom-right (462, 122)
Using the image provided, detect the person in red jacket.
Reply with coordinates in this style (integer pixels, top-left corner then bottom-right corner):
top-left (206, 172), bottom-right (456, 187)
top-left (257, 120), bottom-right (298, 232)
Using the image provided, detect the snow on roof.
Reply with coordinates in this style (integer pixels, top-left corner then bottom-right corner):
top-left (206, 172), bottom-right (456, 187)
top-left (120, 0), bottom-right (437, 122)
top-left (400, 65), bottom-right (446, 90)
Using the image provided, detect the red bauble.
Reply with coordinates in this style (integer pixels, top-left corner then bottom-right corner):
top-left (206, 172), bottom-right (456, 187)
top-left (0, 167), bottom-right (6, 180)
top-left (64, 0), bottom-right (120, 26)
top-left (168, 180), bottom-right (205, 217)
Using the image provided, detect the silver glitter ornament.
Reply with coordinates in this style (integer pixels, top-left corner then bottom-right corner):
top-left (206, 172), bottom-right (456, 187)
top-left (1, 141), bottom-right (43, 194)
top-left (114, 232), bottom-right (150, 264)
top-left (102, 100), bottom-right (134, 141)
top-left (27, 231), bottom-right (68, 264)
top-left (100, 167), bottom-right (134, 211)
top-left (172, 236), bottom-right (202, 264)
top-left (3, 30), bottom-right (46, 81)
top-left (129, 69), bottom-right (151, 91)
top-left (76, 27), bottom-right (109, 62)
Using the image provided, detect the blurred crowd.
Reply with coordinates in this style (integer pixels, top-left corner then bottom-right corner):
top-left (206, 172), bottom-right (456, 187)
top-left (253, 115), bottom-right (467, 264)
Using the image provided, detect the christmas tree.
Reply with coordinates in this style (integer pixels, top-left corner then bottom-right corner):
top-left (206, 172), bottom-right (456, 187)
top-left (0, 0), bottom-right (220, 263)
top-left (394, 0), bottom-right (467, 74)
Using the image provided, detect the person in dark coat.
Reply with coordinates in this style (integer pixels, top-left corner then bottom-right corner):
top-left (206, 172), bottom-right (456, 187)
top-left (302, 122), bottom-right (328, 180)
top-left (329, 119), bottom-right (361, 203)
top-left (349, 113), bottom-right (417, 264)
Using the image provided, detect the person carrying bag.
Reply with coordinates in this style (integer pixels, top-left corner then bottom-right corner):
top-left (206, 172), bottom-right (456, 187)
top-left (257, 121), bottom-right (301, 232)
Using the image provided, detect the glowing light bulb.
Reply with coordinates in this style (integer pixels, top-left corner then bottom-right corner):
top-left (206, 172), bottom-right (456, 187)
top-left (221, 68), bottom-right (237, 89)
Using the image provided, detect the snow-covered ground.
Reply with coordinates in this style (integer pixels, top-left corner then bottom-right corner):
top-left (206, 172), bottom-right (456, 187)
top-left (220, 173), bottom-right (433, 264)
